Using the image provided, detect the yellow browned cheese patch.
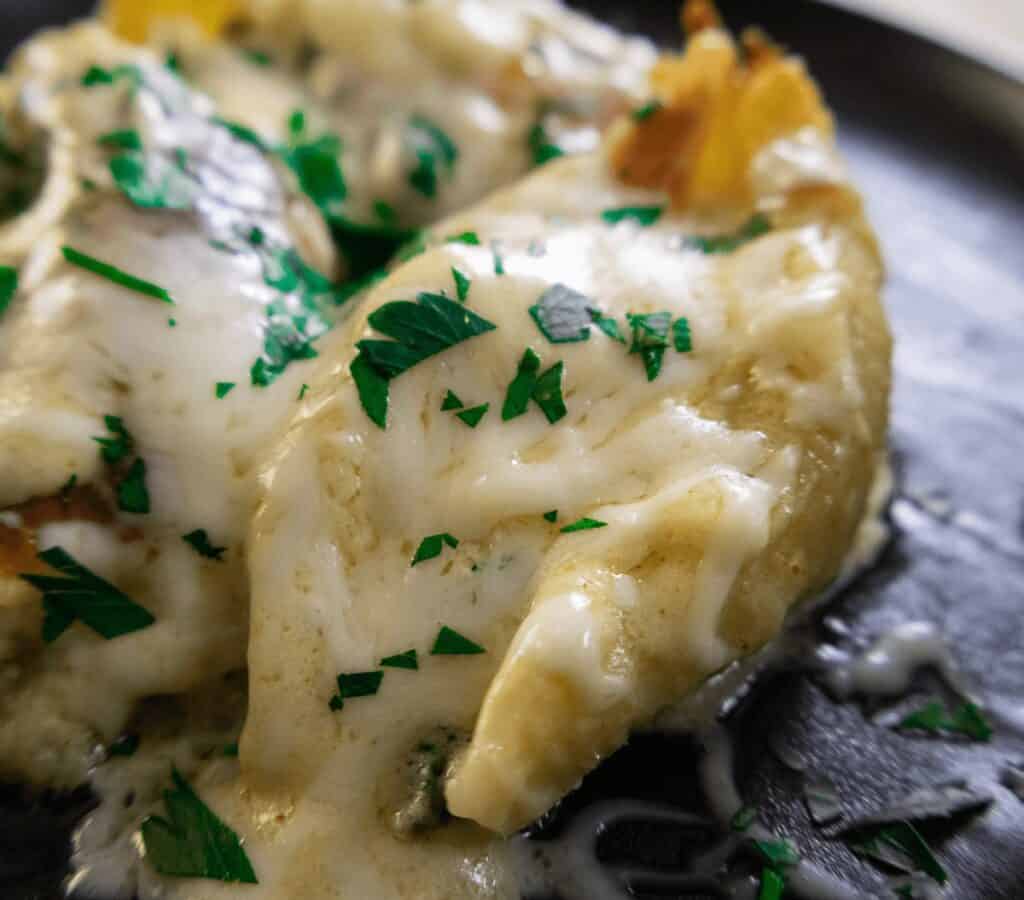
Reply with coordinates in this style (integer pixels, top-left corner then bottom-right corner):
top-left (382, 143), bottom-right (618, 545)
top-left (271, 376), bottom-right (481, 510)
top-left (104, 0), bottom-right (240, 42)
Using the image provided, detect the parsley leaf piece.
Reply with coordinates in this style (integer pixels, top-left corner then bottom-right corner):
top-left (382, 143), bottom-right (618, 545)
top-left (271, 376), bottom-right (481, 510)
top-left (456, 403), bottom-right (489, 428)
top-left (98, 128), bottom-right (142, 150)
top-left (631, 100), bottom-right (663, 122)
top-left (108, 733), bottom-right (140, 757)
top-left (601, 204), bottom-right (664, 226)
top-left (628, 311), bottom-right (672, 381)
top-left (896, 701), bottom-right (993, 742)
top-left (0, 265), bottom-right (16, 318)
top-left (374, 199), bottom-right (397, 223)
top-left (222, 742), bottom-right (239, 757)
top-left (244, 48), bottom-right (272, 66)
top-left (848, 822), bottom-right (947, 885)
top-left (441, 390), bottom-right (464, 411)
top-left (542, 510), bottom-right (558, 523)
top-left (117, 458), bottom-right (150, 514)
top-left (109, 151), bottom-right (193, 210)
top-left (673, 317), bottom-right (692, 352)
top-left (411, 533), bottom-right (459, 566)
top-left (298, 383), bottom-right (309, 400)
top-left (528, 119), bottom-right (565, 166)
top-left (492, 245), bottom-right (506, 276)
top-left (431, 625), bottom-right (485, 656)
top-left (352, 292), bottom-right (497, 427)
top-left (754, 838), bottom-right (800, 869)
top-left (62, 245), bottom-right (173, 303)
top-left (80, 64), bottom-right (140, 88)
top-left (182, 529), bottom-right (226, 561)
top-left (529, 283), bottom-right (593, 343)
top-left (60, 473), bottom-right (78, 502)
top-left (213, 116), bottom-right (267, 151)
top-left (731, 805), bottom-right (758, 831)
top-left (381, 649), bottom-right (419, 670)
top-left (329, 670), bottom-right (384, 710)
top-left (758, 867), bottom-right (785, 900)
top-left (685, 213), bottom-right (771, 254)
top-left (19, 546), bottom-right (155, 642)
top-left (164, 51), bottom-right (181, 74)
top-left (532, 361), bottom-right (567, 424)
top-left (589, 308), bottom-right (625, 343)
top-left (406, 115), bottom-right (458, 199)
top-left (560, 517), bottom-right (607, 533)
top-left (452, 266), bottom-right (471, 302)
top-left (215, 381), bottom-right (235, 399)
top-left (141, 768), bottom-right (257, 883)
top-left (93, 415), bottom-right (134, 463)
top-left (445, 231), bottom-right (480, 246)
top-left (502, 348), bottom-right (541, 421)
top-left (282, 132), bottom-right (346, 215)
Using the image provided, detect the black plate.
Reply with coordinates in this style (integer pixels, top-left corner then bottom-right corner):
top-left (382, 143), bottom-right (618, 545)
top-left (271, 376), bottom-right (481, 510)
top-left (3, 1), bottom-right (1023, 898)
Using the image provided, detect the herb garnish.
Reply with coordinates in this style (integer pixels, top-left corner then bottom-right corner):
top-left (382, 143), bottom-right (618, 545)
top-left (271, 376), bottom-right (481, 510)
top-left (60, 473), bottom-right (78, 502)
top-left (213, 117), bottom-right (267, 151)
top-left (441, 390), bottom-right (464, 411)
top-left (528, 118), bottom-right (564, 166)
top-left (530, 283), bottom-right (593, 343)
top-left (243, 48), bottom-right (272, 66)
top-left (406, 115), bottom-right (458, 199)
top-left (731, 805), bottom-right (758, 831)
top-left (80, 64), bottom-right (140, 88)
top-left (896, 701), bottom-right (992, 742)
top-left (329, 671), bottom-right (384, 711)
top-left (673, 317), bottom-right (692, 352)
top-left (500, 348), bottom-right (566, 423)
top-left (350, 292), bottom-right (497, 428)
top-left (182, 529), bottom-right (227, 561)
top-left (452, 266), bottom-right (471, 302)
top-left (590, 308), bottom-right (625, 343)
top-left (94, 415), bottom-right (133, 462)
top-left (109, 151), bottom-right (193, 210)
top-left (381, 649), bottom-right (419, 670)
top-left (446, 231), bottom-right (480, 246)
top-left (98, 128), bottom-right (142, 150)
top-left (117, 458), bottom-right (150, 514)
top-left (601, 205), bottom-right (664, 226)
top-left (685, 214), bottom-right (771, 254)
top-left (848, 821), bottom-right (947, 884)
top-left (492, 245), bottom-right (506, 276)
top-left (631, 100), bottom-right (663, 121)
top-left (298, 383), bottom-right (309, 400)
top-left (754, 838), bottom-right (800, 869)
top-left (281, 132), bottom-right (346, 217)
top-left (411, 533), bottom-right (459, 566)
top-left (215, 381), bottom-right (235, 399)
top-left (141, 768), bottom-right (257, 883)
top-left (0, 265), bottom-right (16, 318)
top-left (543, 510), bottom-right (558, 523)
top-left (456, 403), bottom-right (489, 428)
top-left (628, 312), bottom-right (671, 381)
top-left (62, 245), bottom-right (173, 303)
top-left (108, 733), bottom-right (140, 757)
top-left (19, 546), bottom-right (155, 642)
top-left (532, 361), bottom-right (567, 423)
top-left (560, 517), bottom-right (607, 533)
top-left (758, 868), bottom-right (785, 900)
top-left (431, 626), bottom-right (485, 656)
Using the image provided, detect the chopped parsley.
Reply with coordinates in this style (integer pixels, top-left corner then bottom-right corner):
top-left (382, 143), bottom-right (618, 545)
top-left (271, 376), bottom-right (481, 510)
top-left (19, 546), bottom-right (155, 643)
top-left (406, 115), bottom-right (458, 199)
top-left (213, 116), bottom-right (267, 151)
top-left (754, 838), bottom-right (800, 869)
top-left (381, 649), bottom-right (419, 670)
top-left (80, 64), bottom-right (140, 88)
top-left (182, 529), bottom-right (227, 561)
top-left (350, 291), bottom-right (497, 428)
top-left (108, 733), bottom-right (140, 757)
top-left (896, 701), bottom-right (993, 742)
top-left (532, 361), bottom-right (567, 423)
top-left (452, 266), bottom-right (471, 302)
top-left (530, 283), bottom-right (593, 343)
top-left (527, 118), bottom-right (565, 167)
top-left (431, 625), bottom-right (485, 656)
top-left (62, 245), bottom-right (173, 303)
top-left (456, 403), bottom-right (489, 428)
top-left (501, 349), bottom-right (566, 423)
top-left (848, 822), bottom-right (947, 885)
top-left (631, 100), bottom-right (663, 121)
top-left (542, 510), bottom-right (558, 523)
top-left (215, 381), bottom-right (236, 399)
top-left (560, 517), bottom-right (607, 533)
top-left (445, 231), bottom-right (480, 246)
top-left (281, 132), bottom-right (346, 217)
top-left (601, 204), bottom-right (664, 226)
top-left (97, 128), bottom-right (142, 150)
top-left (243, 48), bottom-right (272, 66)
top-left (0, 265), bottom-right (16, 318)
top-left (93, 415), bottom-right (133, 463)
top-left (141, 768), bottom-right (257, 883)
top-left (116, 458), bottom-right (150, 514)
top-left (731, 805), bottom-right (758, 831)
top-left (589, 308), bottom-right (625, 343)
top-left (492, 244), bottom-right (506, 276)
top-left (628, 311), bottom-right (672, 381)
top-left (109, 151), bottom-right (194, 210)
top-left (673, 317), bottom-right (692, 352)
top-left (60, 473), bottom-right (78, 502)
top-left (441, 390), bottom-right (464, 411)
top-left (758, 868), bottom-right (785, 900)
top-left (685, 213), bottom-right (771, 254)
top-left (411, 533), bottom-right (459, 566)
top-left (298, 383), bottom-right (309, 400)
top-left (329, 670), bottom-right (384, 711)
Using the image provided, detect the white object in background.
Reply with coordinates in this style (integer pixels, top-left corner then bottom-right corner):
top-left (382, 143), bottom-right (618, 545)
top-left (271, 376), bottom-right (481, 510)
top-left (821, 0), bottom-right (1024, 84)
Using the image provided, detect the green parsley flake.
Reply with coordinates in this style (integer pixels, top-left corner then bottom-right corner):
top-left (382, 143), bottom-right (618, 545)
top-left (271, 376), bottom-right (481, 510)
top-left (108, 733), bottom-right (140, 757)
top-left (685, 214), bottom-right (771, 254)
top-left (244, 48), bottom-right (273, 66)
top-left (298, 383), bottom-right (309, 400)
top-left (19, 546), bottom-right (155, 643)
top-left (730, 805), bottom-right (758, 831)
top-left (589, 308), bottom-right (626, 343)
top-left (93, 415), bottom-right (134, 463)
top-left (673, 317), bottom-right (692, 352)
top-left (754, 838), bottom-right (800, 869)
top-left (601, 204), bottom-right (664, 226)
top-left (164, 51), bottom-right (181, 74)
top-left (411, 533), bottom-right (459, 566)
top-left (896, 701), bottom-right (993, 742)
top-left (631, 100), bottom-right (663, 122)
top-left (60, 473), bottom-right (78, 502)
top-left (628, 311), bottom-right (672, 381)
top-left (441, 390), bottom-right (464, 411)
top-left (109, 151), bottom-right (194, 209)
top-left (381, 649), bottom-right (419, 670)
top-left (374, 199), bottom-right (397, 223)
top-left (560, 517), bottom-right (607, 533)
top-left (351, 292), bottom-right (497, 428)
top-left (452, 267), bottom-right (471, 302)
top-left (80, 64), bottom-right (140, 88)
top-left (848, 822), bottom-right (947, 885)
top-left (431, 625), bottom-right (485, 656)
top-left (62, 245), bottom-right (173, 303)
top-left (527, 118), bottom-right (565, 167)
top-left (406, 115), bottom-right (458, 199)
top-left (758, 867), bottom-right (785, 900)
top-left (141, 768), bottom-right (257, 883)
top-left (182, 529), bottom-right (227, 561)
top-left (543, 510), bottom-right (558, 523)
top-left (215, 381), bottom-right (236, 399)
top-left (456, 403), bottom-right (489, 428)
top-left (502, 348), bottom-right (541, 420)
top-left (168, 318), bottom-right (177, 327)
top-left (117, 458), bottom-right (150, 514)
top-left (98, 128), bottom-right (142, 150)
top-left (282, 132), bottom-right (346, 216)
top-left (530, 283), bottom-right (593, 343)
top-left (329, 670), bottom-right (384, 711)
top-left (532, 361), bottom-right (567, 424)
top-left (445, 231), bottom-right (481, 246)
top-left (213, 116), bottom-right (267, 150)
top-left (0, 265), bottom-right (16, 318)
top-left (492, 245), bottom-right (506, 276)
